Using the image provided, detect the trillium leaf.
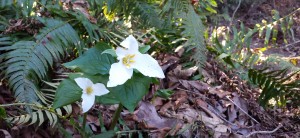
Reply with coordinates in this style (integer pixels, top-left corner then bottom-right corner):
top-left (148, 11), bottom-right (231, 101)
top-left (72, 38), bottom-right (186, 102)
top-left (53, 73), bottom-right (118, 108)
top-left (63, 42), bottom-right (115, 75)
top-left (139, 45), bottom-right (151, 54)
top-left (109, 73), bottom-right (152, 112)
top-left (52, 79), bottom-right (82, 109)
top-left (102, 49), bottom-right (117, 57)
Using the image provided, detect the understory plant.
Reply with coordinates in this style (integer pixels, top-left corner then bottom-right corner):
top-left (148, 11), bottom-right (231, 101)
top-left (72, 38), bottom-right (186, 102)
top-left (51, 35), bottom-right (164, 137)
top-left (3, 0), bottom-right (299, 137)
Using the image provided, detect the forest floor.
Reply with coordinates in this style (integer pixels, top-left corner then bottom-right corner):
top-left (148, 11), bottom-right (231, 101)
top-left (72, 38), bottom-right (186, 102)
top-left (1, 0), bottom-right (300, 138)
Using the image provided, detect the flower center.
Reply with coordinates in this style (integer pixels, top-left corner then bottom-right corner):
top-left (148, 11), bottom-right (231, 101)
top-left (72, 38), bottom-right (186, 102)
top-left (86, 86), bottom-right (93, 95)
top-left (122, 54), bottom-right (135, 68)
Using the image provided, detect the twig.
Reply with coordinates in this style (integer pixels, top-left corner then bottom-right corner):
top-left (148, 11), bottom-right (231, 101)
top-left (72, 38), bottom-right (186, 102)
top-left (282, 40), bottom-right (300, 48)
top-left (245, 123), bottom-right (283, 138)
top-left (230, 0), bottom-right (242, 26)
top-left (226, 96), bottom-right (260, 124)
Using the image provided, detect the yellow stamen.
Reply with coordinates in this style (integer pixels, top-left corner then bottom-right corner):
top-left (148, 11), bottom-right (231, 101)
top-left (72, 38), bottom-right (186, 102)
top-left (86, 86), bottom-right (93, 95)
top-left (122, 54), bottom-right (135, 68)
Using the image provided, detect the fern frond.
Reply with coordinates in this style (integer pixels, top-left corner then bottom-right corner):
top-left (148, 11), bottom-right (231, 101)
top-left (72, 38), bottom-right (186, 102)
top-left (134, 1), bottom-right (163, 28)
top-left (181, 4), bottom-right (206, 69)
top-left (71, 11), bottom-right (111, 42)
top-left (0, 18), bottom-right (81, 105)
top-left (248, 68), bottom-right (300, 107)
top-left (5, 104), bottom-right (72, 127)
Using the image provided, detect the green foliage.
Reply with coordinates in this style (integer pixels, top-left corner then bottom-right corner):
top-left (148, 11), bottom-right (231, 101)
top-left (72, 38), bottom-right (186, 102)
top-left (53, 42), bottom-right (153, 112)
top-left (0, 107), bottom-right (6, 119)
top-left (0, 18), bottom-right (81, 104)
top-left (208, 24), bottom-right (260, 69)
top-left (256, 9), bottom-right (296, 45)
top-left (6, 104), bottom-right (72, 127)
top-left (0, 0), bottom-right (13, 8)
top-left (155, 89), bottom-right (174, 99)
top-left (181, 5), bottom-right (206, 69)
top-left (134, 1), bottom-right (163, 28)
top-left (248, 68), bottom-right (300, 107)
top-left (63, 43), bottom-right (115, 75)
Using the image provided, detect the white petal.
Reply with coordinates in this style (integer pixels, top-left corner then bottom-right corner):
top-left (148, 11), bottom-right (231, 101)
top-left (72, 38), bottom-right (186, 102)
top-left (120, 35), bottom-right (139, 52)
top-left (92, 83), bottom-right (109, 96)
top-left (116, 47), bottom-right (128, 60)
top-left (132, 54), bottom-right (165, 78)
top-left (107, 62), bottom-right (133, 87)
top-left (75, 78), bottom-right (93, 90)
top-left (81, 93), bottom-right (95, 113)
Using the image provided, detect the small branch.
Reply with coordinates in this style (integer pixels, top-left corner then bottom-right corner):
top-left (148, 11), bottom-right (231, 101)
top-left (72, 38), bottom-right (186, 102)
top-left (230, 0), bottom-right (242, 26)
top-left (282, 40), bottom-right (300, 48)
top-left (226, 96), bottom-right (260, 124)
top-left (246, 123), bottom-right (283, 138)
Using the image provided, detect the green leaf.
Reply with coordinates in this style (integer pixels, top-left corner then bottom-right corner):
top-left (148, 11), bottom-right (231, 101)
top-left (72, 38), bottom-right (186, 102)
top-left (52, 79), bottom-right (82, 109)
top-left (264, 25), bottom-right (272, 46)
top-left (53, 72), bottom-right (152, 112)
top-left (218, 53), bottom-right (229, 59)
top-left (0, 107), bottom-right (6, 119)
top-left (205, 5), bottom-right (217, 14)
top-left (53, 72), bottom-right (119, 108)
top-left (110, 73), bottom-right (152, 112)
top-left (155, 89), bottom-right (174, 99)
top-left (139, 45), bottom-right (151, 54)
top-left (96, 93), bottom-right (119, 105)
top-left (64, 42), bottom-right (115, 75)
top-left (102, 49), bottom-right (117, 57)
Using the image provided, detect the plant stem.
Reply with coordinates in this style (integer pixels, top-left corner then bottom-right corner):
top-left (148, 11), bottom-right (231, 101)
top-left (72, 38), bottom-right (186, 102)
top-left (82, 113), bottom-right (87, 128)
top-left (109, 103), bottom-right (123, 130)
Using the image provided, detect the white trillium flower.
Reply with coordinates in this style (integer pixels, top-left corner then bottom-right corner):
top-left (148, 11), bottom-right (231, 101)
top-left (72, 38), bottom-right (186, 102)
top-left (75, 78), bottom-right (109, 113)
top-left (107, 35), bottom-right (165, 87)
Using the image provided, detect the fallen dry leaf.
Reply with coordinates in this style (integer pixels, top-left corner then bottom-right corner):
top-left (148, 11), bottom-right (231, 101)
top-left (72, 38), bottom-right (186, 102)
top-left (201, 69), bottom-right (215, 84)
top-left (208, 86), bottom-right (231, 98)
top-left (195, 99), bottom-right (224, 128)
top-left (86, 114), bottom-right (100, 126)
top-left (133, 101), bottom-right (181, 131)
top-left (179, 80), bottom-right (210, 92)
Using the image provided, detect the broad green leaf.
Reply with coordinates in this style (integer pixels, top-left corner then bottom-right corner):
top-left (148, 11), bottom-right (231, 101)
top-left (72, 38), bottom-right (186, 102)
top-left (139, 45), bottom-right (151, 54)
top-left (53, 73), bottom-right (117, 108)
top-left (52, 79), bottom-right (82, 109)
top-left (102, 49), bottom-right (117, 57)
top-left (109, 73), bottom-right (152, 112)
top-left (96, 93), bottom-right (119, 105)
top-left (64, 42), bottom-right (115, 75)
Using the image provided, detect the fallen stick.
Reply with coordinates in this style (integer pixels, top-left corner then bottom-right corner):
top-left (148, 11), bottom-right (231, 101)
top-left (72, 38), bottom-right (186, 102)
top-left (245, 123), bottom-right (283, 138)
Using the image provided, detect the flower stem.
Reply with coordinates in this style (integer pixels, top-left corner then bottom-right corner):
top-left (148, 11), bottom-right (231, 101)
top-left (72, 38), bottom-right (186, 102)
top-left (82, 113), bottom-right (87, 128)
top-left (109, 103), bottom-right (123, 130)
